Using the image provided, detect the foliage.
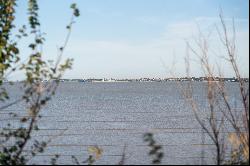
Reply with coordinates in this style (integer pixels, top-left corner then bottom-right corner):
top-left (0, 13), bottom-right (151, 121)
top-left (226, 133), bottom-right (249, 165)
top-left (1, 1), bottom-right (248, 165)
top-left (181, 12), bottom-right (249, 165)
top-left (71, 146), bottom-right (103, 165)
top-left (143, 133), bottom-right (164, 164)
top-left (0, 0), bottom-right (19, 101)
top-left (0, 0), bottom-right (79, 165)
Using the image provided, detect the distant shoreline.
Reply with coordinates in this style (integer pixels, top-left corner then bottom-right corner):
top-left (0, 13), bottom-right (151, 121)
top-left (43, 77), bottom-right (250, 83)
top-left (5, 77), bottom-right (249, 83)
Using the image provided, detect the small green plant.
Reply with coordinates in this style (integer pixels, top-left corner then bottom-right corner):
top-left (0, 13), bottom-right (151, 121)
top-left (143, 133), bottom-right (164, 164)
top-left (0, 0), bottom-right (79, 165)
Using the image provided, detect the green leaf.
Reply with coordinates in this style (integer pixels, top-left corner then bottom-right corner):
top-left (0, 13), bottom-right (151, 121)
top-left (74, 9), bottom-right (80, 17)
top-left (70, 3), bottom-right (76, 9)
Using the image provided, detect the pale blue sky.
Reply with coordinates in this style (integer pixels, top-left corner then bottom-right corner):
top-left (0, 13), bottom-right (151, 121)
top-left (12, 0), bottom-right (249, 80)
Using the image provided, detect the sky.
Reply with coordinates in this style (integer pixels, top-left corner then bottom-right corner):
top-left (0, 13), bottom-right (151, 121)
top-left (11, 0), bottom-right (249, 80)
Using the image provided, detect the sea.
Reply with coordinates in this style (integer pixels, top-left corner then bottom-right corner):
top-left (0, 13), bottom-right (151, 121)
top-left (0, 82), bottom-right (246, 165)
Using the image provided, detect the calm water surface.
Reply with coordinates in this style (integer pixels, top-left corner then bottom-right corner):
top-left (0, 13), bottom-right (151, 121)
top-left (0, 82), bottom-right (244, 165)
